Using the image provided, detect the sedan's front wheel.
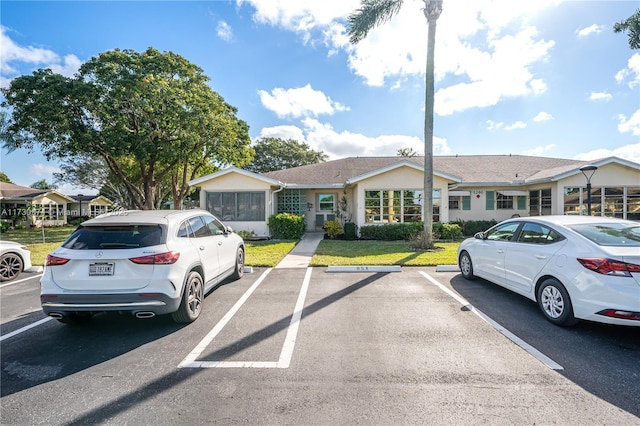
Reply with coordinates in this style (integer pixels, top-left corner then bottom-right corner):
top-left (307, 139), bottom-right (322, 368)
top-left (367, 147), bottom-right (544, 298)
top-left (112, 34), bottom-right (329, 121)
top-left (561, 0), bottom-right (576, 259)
top-left (172, 271), bottom-right (204, 323)
top-left (459, 251), bottom-right (475, 280)
top-left (537, 278), bottom-right (579, 326)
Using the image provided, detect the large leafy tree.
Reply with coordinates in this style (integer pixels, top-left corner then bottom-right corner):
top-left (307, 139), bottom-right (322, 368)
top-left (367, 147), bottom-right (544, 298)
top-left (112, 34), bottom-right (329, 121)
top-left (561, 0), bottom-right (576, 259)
top-left (1, 47), bottom-right (252, 210)
top-left (30, 179), bottom-right (57, 190)
top-left (348, 0), bottom-right (443, 248)
top-left (244, 137), bottom-right (328, 173)
top-left (0, 172), bottom-right (12, 183)
top-left (614, 8), bottom-right (640, 49)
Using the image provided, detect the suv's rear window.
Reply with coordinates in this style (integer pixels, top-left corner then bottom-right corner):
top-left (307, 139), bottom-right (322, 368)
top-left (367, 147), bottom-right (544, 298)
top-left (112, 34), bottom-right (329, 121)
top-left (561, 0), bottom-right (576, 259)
top-left (569, 223), bottom-right (640, 247)
top-left (62, 225), bottom-right (165, 250)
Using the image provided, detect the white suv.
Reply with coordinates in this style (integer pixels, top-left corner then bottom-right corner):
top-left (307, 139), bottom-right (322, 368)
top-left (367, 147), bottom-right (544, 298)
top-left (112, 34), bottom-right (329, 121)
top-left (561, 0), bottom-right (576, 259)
top-left (41, 209), bottom-right (245, 324)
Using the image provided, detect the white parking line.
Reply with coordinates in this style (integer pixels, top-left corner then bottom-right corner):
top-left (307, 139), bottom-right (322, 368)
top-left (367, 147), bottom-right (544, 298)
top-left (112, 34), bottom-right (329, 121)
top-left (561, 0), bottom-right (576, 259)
top-left (179, 267), bottom-right (313, 369)
top-left (0, 273), bottom-right (43, 288)
top-left (418, 271), bottom-right (564, 371)
top-left (0, 317), bottom-right (53, 343)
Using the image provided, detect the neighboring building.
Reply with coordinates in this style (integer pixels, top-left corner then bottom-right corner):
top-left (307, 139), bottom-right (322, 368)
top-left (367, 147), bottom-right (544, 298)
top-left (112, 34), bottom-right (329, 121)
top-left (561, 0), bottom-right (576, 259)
top-left (0, 182), bottom-right (114, 227)
top-left (190, 154), bottom-right (640, 237)
top-left (67, 194), bottom-right (113, 219)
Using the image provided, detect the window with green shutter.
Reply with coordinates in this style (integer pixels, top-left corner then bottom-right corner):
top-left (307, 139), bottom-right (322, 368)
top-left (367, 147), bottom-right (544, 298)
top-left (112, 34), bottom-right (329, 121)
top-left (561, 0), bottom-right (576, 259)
top-left (486, 191), bottom-right (495, 210)
top-left (517, 196), bottom-right (526, 210)
top-left (462, 196), bottom-right (471, 210)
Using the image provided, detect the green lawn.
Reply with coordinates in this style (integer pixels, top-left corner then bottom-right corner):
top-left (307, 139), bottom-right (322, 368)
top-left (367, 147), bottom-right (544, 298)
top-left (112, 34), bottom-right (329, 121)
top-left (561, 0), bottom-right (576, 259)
top-left (2, 227), bottom-right (460, 267)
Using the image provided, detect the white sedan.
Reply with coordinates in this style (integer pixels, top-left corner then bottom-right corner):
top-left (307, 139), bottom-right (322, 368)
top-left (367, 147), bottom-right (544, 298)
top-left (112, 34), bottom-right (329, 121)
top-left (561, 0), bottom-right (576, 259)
top-left (0, 241), bottom-right (32, 282)
top-left (457, 215), bottom-right (640, 327)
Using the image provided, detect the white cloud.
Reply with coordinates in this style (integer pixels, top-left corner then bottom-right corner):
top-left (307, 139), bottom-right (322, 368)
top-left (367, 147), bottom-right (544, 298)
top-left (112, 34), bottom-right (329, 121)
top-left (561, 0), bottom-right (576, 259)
top-left (523, 144), bottom-right (556, 156)
top-left (589, 91), bottom-right (612, 102)
top-left (505, 121), bottom-right (527, 130)
top-left (486, 120), bottom-right (504, 130)
top-left (257, 118), bottom-right (451, 159)
top-left (533, 111), bottom-right (553, 122)
top-left (256, 125), bottom-right (306, 142)
top-left (258, 84), bottom-right (349, 118)
top-left (239, 0), bottom-right (559, 115)
top-left (576, 24), bottom-right (602, 38)
top-left (618, 110), bottom-right (640, 136)
top-left (615, 53), bottom-right (640, 88)
top-left (0, 26), bottom-right (82, 86)
top-left (573, 142), bottom-right (640, 165)
top-left (217, 21), bottom-right (233, 42)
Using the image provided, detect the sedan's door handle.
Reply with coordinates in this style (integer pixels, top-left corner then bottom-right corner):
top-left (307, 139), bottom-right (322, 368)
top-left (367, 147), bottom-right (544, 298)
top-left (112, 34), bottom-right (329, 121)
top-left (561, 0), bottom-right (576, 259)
top-left (218, 241), bottom-right (223, 246)
top-left (497, 249), bottom-right (504, 254)
top-left (199, 246), bottom-right (205, 251)
top-left (535, 255), bottom-right (547, 260)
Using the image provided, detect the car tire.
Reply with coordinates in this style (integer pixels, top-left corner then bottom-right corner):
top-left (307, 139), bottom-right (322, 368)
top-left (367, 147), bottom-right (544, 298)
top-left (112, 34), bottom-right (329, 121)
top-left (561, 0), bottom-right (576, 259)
top-left (459, 251), bottom-right (476, 280)
top-left (537, 278), bottom-right (579, 326)
top-left (230, 247), bottom-right (244, 280)
top-left (172, 271), bottom-right (204, 323)
top-left (0, 253), bottom-right (23, 282)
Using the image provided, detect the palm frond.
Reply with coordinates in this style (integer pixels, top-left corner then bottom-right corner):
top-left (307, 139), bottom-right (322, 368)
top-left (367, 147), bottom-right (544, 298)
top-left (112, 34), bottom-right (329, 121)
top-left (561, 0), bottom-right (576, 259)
top-left (347, 0), bottom-right (404, 44)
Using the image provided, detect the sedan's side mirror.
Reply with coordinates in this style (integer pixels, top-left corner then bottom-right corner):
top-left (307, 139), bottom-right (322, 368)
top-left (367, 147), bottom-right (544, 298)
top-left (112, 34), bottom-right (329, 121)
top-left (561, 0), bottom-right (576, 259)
top-left (474, 231), bottom-right (485, 240)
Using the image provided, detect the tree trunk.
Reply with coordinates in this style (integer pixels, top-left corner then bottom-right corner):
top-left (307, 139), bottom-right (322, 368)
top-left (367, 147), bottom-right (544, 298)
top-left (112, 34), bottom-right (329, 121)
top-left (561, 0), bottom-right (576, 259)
top-left (423, 13), bottom-right (438, 248)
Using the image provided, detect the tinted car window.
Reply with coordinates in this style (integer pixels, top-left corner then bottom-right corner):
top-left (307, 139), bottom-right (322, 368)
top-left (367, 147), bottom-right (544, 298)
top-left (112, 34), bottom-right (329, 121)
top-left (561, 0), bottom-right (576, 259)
top-left (177, 221), bottom-right (193, 238)
top-left (62, 225), bottom-right (165, 249)
top-left (188, 216), bottom-right (211, 238)
top-left (202, 215), bottom-right (226, 235)
top-left (486, 222), bottom-right (520, 241)
top-left (569, 223), bottom-right (640, 247)
top-left (517, 223), bottom-right (564, 245)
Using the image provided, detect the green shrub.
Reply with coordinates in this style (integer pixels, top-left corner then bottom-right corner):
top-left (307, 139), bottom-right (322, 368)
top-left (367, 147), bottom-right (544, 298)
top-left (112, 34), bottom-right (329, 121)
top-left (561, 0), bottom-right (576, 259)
top-left (323, 220), bottom-right (344, 239)
top-left (432, 222), bottom-right (463, 240)
top-left (453, 219), bottom-right (497, 236)
top-left (268, 213), bottom-right (305, 239)
top-left (343, 222), bottom-right (357, 240)
top-left (0, 221), bottom-right (10, 233)
top-left (236, 230), bottom-right (256, 240)
top-left (359, 221), bottom-right (423, 241)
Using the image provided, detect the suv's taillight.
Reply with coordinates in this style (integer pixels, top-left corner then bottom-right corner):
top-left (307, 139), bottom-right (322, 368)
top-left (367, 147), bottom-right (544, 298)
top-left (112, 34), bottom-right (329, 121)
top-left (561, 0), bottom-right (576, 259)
top-left (46, 255), bottom-right (70, 266)
top-left (129, 251), bottom-right (180, 265)
top-left (577, 258), bottom-right (640, 277)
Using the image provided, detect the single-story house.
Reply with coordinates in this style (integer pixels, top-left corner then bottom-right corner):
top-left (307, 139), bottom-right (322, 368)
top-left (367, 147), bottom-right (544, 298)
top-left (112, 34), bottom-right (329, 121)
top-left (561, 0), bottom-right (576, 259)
top-left (189, 154), bottom-right (640, 237)
top-left (0, 182), bottom-right (113, 227)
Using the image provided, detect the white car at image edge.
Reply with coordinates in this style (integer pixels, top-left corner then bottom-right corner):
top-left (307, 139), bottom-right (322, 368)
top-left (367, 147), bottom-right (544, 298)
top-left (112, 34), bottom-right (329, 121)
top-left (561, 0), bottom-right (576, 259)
top-left (457, 215), bottom-right (640, 327)
top-left (40, 209), bottom-right (245, 325)
top-left (0, 240), bottom-right (33, 282)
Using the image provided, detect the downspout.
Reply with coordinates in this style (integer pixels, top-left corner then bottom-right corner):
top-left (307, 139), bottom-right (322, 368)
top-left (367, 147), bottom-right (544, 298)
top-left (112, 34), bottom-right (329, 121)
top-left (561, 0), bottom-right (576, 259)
top-left (270, 184), bottom-right (285, 216)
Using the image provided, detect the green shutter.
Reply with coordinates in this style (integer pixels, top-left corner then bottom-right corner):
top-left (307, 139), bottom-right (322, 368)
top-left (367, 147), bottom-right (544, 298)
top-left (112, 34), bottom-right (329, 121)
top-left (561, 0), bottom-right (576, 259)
top-left (486, 191), bottom-right (495, 210)
top-left (462, 196), bottom-right (471, 210)
top-left (517, 196), bottom-right (526, 210)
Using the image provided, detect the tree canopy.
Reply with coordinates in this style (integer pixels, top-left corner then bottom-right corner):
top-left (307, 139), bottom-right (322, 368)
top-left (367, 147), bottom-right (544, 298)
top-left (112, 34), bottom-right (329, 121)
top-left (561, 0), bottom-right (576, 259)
top-left (614, 8), bottom-right (640, 49)
top-left (244, 137), bottom-right (328, 173)
top-left (1, 47), bottom-right (252, 209)
top-left (0, 172), bottom-right (13, 183)
top-left (30, 179), bottom-right (57, 190)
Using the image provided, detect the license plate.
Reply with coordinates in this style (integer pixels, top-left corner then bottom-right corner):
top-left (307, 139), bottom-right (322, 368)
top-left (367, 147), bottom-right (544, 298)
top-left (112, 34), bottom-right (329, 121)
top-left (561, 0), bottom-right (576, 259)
top-left (89, 262), bottom-right (114, 276)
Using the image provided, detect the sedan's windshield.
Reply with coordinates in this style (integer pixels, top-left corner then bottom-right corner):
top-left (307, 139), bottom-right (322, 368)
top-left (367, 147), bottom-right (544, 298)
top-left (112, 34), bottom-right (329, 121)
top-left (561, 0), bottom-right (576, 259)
top-left (569, 223), bottom-right (640, 247)
top-left (62, 225), bottom-right (165, 250)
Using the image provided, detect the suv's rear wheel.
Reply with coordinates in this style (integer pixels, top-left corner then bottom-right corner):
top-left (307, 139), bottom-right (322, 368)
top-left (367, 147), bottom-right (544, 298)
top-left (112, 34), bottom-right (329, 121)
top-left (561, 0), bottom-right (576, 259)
top-left (172, 271), bottom-right (204, 323)
top-left (231, 247), bottom-right (245, 280)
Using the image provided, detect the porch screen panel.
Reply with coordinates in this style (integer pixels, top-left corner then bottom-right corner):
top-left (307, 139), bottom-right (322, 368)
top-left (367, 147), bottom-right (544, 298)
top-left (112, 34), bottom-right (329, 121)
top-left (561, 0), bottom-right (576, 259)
top-left (206, 191), bottom-right (265, 221)
top-left (627, 187), bottom-right (640, 220)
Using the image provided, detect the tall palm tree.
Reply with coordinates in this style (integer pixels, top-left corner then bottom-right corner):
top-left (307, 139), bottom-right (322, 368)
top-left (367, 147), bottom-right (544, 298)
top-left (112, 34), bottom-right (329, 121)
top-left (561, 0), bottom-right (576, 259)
top-left (348, 0), bottom-right (443, 248)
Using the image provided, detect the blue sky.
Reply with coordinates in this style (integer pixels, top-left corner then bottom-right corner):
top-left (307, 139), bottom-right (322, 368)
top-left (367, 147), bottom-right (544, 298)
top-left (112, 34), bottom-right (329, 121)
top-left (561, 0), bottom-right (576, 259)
top-left (1, 0), bottom-right (639, 194)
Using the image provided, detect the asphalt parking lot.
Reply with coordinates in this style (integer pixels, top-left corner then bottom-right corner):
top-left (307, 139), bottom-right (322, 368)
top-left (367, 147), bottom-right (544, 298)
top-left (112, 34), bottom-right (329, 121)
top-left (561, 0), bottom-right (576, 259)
top-left (1, 262), bottom-right (639, 425)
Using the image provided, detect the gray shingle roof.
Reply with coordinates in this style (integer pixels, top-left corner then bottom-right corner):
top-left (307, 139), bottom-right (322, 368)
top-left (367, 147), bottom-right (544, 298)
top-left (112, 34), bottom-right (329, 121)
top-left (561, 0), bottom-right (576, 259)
top-left (0, 182), bottom-right (48, 199)
top-left (262, 155), bottom-right (586, 186)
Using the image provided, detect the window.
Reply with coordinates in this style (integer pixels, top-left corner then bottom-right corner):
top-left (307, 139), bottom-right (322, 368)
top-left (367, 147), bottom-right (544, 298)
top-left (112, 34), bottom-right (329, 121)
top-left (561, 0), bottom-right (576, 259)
top-left (90, 205), bottom-right (108, 217)
top-left (364, 189), bottom-right (436, 223)
top-left (564, 186), bottom-right (640, 219)
top-left (318, 194), bottom-right (335, 212)
top-left (486, 222), bottom-right (520, 241)
top-left (517, 223), bottom-right (563, 244)
top-left (206, 191), bottom-right (265, 221)
top-left (496, 193), bottom-right (513, 209)
top-left (529, 189), bottom-right (552, 216)
top-left (449, 196), bottom-right (460, 210)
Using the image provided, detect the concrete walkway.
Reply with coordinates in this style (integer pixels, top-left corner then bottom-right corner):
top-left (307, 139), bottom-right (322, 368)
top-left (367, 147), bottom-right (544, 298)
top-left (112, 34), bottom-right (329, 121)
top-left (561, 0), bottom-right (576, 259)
top-left (274, 232), bottom-right (324, 269)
